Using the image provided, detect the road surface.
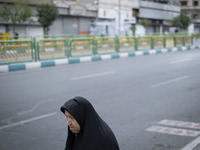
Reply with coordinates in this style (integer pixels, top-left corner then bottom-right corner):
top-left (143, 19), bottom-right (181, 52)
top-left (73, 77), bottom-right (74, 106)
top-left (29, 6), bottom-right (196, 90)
top-left (0, 49), bottom-right (200, 150)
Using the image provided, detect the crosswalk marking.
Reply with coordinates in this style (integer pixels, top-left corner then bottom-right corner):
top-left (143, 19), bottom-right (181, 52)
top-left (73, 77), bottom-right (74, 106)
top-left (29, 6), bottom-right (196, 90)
top-left (146, 120), bottom-right (200, 150)
top-left (145, 126), bottom-right (200, 137)
top-left (158, 120), bottom-right (200, 130)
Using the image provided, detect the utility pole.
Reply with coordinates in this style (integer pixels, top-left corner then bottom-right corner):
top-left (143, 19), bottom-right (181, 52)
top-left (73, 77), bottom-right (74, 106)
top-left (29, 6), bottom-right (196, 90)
top-left (192, 0), bottom-right (195, 33)
top-left (118, 0), bottom-right (121, 35)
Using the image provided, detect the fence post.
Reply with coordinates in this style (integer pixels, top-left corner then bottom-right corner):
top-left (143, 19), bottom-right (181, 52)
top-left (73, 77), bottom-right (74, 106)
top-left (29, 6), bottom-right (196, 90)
top-left (174, 36), bottom-right (176, 47)
top-left (135, 37), bottom-right (138, 51)
top-left (92, 37), bottom-right (97, 55)
top-left (36, 40), bottom-right (39, 61)
top-left (115, 36), bottom-right (119, 53)
top-left (151, 36), bottom-right (154, 49)
top-left (67, 39), bottom-right (72, 57)
top-left (191, 35), bottom-right (193, 46)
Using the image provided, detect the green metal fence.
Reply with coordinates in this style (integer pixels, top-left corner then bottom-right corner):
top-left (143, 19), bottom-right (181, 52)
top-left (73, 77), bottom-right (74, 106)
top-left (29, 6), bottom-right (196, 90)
top-left (0, 34), bottom-right (198, 65)
top-left (96, 36), bottom-right (116, 54)
top-left (118, 36), bottom-right (136, 52)
top-left (137, 36), bottom-right (152, 50)
top-left (152, 36), bottom-right (165, 49)
top-left (185, 36), bottom-right (193, 46)
top-left (36, 39), bottom-right (67, 61)
top-left (175, 36), bottom-right (184, 47)
top-left (0, 39), bottom-right (33, 65)
top-left (68, 37), bottom-right (94, 57)
top-left (193, 34), bottom-right (200, 45)
top-left (165, 36), bottom-right (175, 48)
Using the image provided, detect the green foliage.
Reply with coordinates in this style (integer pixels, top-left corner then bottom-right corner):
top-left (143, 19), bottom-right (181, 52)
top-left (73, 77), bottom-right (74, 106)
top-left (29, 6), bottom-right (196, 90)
top-left (140, 19), bottom-right (148, 34)
top-left (36, 4), bottom-right (58, 34)
top-left (130, 25), bottom-right (136, 35)
top-left (0, 0), bottom-right (31, 34)
top-left (172, 13), bottom-right (191, 30)
top-left (140, 19), bottom-right (148, 28)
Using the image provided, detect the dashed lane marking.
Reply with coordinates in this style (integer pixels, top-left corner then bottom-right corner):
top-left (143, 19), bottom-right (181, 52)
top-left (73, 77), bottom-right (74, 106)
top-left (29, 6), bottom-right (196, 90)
top-left (0, 112), bottom-right (57, 130)
top-left (171, 58), bottom-right (193, 64)
top-left (151, 76), bottom-right (189, 88)
top-left (70, 71), bottom-right (115, 80)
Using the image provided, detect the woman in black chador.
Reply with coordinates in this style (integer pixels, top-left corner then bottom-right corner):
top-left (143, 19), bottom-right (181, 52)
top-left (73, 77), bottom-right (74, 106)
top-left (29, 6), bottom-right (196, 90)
top-left (60, 96), bottom-right (120, 150)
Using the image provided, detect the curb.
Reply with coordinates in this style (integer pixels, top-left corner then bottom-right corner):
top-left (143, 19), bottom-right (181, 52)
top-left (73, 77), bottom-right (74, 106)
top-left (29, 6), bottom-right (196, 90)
top-left (0, 45), bottom-right (199, 73)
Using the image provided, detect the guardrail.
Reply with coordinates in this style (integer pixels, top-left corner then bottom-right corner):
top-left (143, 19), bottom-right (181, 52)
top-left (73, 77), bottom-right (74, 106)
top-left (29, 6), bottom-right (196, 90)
top-left (0, 34), bottom-right (199, 64)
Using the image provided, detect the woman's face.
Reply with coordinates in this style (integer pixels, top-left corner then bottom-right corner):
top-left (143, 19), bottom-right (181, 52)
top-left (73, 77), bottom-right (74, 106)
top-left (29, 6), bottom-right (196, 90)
top-left (65, 110), bottom-right (81, 134)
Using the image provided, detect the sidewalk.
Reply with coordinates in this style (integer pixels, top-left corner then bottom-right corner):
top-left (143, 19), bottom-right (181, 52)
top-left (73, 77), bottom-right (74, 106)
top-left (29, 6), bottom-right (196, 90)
top-left (0, 45), bottom-right (199, 73)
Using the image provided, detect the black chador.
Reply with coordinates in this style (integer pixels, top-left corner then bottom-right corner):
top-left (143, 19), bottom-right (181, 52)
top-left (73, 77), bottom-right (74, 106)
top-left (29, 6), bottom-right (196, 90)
top-left (61, 96), bottom-right (120, 150)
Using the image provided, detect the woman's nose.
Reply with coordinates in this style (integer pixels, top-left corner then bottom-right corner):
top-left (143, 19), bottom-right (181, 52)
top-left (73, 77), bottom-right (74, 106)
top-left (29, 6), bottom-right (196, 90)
top-left (67, 119), bottom-right (72, 126)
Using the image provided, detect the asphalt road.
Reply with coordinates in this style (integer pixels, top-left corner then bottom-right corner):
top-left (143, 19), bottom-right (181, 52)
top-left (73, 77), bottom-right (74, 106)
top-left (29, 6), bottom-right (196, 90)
top-left (0, 49), bottom-right (200, 150)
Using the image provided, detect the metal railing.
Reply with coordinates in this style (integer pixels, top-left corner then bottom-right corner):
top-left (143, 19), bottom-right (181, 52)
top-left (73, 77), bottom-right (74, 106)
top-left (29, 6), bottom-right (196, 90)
top-left (0, 34), bottom-right (199, 65)
top-left (0, 39), bottom-right (33, 65)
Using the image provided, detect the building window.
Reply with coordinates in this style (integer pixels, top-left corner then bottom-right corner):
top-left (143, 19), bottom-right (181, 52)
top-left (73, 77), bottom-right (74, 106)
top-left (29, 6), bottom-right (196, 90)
top-left (193, 14), bottom-right (198, 19)
top-left (193, 1), bottom-right (198, 6)
top-left (103, 10), bottom-right (106, 17)
top-left (132, 9), bottom-right (139, 17)
top-left (181, 1), bottom-right (187, 6)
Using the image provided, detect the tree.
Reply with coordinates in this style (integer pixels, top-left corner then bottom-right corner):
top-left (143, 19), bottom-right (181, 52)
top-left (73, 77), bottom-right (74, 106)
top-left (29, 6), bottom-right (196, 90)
top-left (130, 25), bottom-right (136, 35)
top-left (140, 19), bottom-right (148, 34)
top-left (172, 13), bottom-right (191, 30)
top-left (0, 0), bottom-right (31, 35)
top-left (36, 4), bottom-right (59, 35)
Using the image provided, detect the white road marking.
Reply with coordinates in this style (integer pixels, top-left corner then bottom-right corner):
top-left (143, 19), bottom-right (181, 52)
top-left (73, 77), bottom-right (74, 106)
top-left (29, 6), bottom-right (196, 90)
top-left (17, 100), bottom-right (49, 115)
top-left (180, 136), bottom-right (200, 150)
top-left (151, 76), bottom-right (189, 88)
top-left (159, 120), bottom-right (200, 130)
top-left (70, 71), bottom-right (115, 80)
top-left (145, 126), bottom-right (200, 137)
top-left (0, 112), bottom-right (57, 130)
top-left (171, 58), bottom-right (192, 64)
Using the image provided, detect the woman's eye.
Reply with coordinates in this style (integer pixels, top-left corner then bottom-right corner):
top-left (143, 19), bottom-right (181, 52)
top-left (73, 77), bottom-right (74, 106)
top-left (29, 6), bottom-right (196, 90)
top-left (67, 115), bottom-right (74, 120)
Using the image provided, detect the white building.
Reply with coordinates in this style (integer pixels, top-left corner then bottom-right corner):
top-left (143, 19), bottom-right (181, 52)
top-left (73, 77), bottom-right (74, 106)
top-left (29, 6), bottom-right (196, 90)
top-left (91, 0), bottom-right (139, 35)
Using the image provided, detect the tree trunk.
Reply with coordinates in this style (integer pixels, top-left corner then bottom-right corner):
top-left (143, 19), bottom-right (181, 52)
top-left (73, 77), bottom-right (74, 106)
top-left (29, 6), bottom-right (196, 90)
top-left (145, 27), bottom-right (147, 35)
top-left (12, 24), bottom-right (15, 36)
top-left (43, 27), bottom-right (49, 36)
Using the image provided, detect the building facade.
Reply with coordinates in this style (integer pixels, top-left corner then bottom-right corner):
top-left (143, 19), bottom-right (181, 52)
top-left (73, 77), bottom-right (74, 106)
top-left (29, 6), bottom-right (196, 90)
top-left (139, 0), bottom-right (180, 34)
top-left (179, 0), bottom-right (200, 33)
top-left (91, 0), bottom-right (139, 35)
top-left (52, 0), bottom-right (97, 35)
top-left (0, 0), bottom-right (189, 36)
top-left (0, 0), bottom-right (52, 36)
top-left (0, 0), bottom-right (98, 36)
